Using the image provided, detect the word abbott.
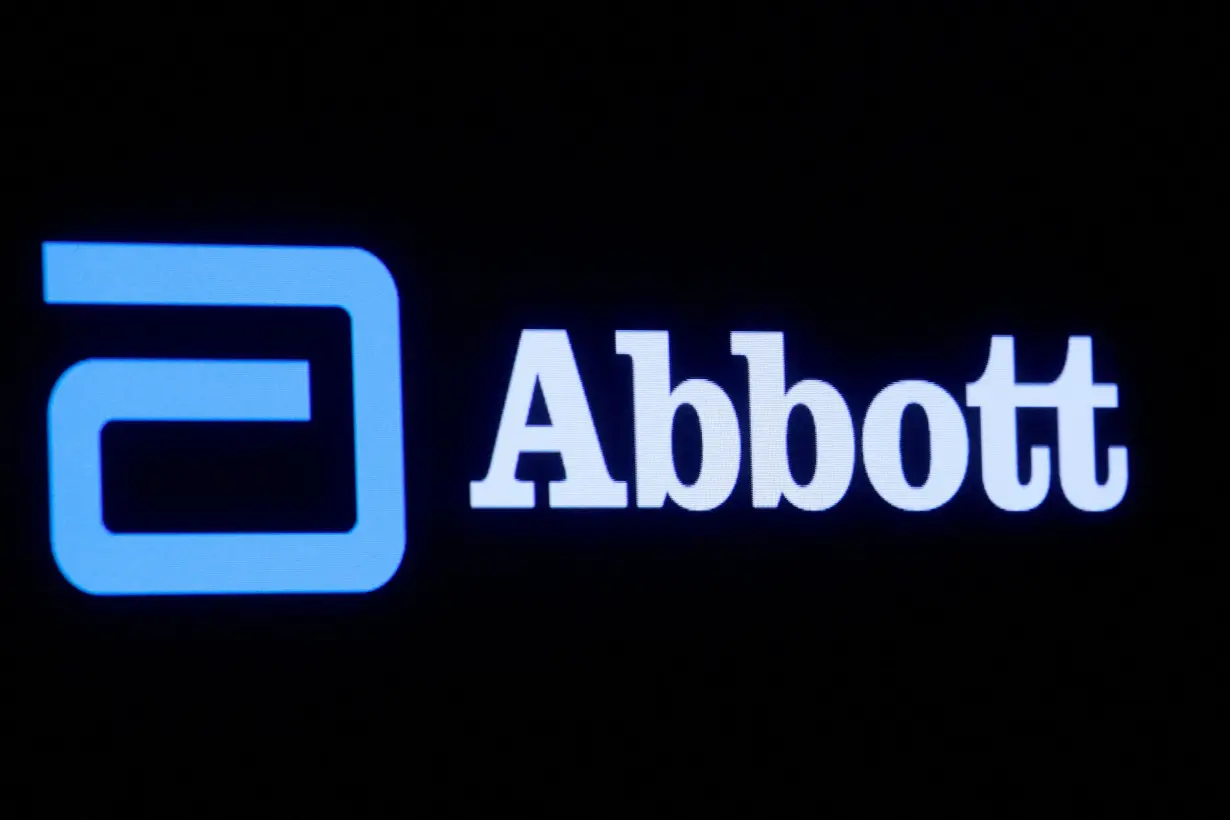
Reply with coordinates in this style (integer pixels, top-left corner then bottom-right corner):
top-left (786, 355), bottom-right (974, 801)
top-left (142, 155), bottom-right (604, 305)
top-left (471, 331), bottom-right (1127, 514)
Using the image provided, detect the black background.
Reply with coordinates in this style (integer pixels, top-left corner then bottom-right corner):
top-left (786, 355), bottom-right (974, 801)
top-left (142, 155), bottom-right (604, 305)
top-left (5, 6), bottom-right (1210, 813)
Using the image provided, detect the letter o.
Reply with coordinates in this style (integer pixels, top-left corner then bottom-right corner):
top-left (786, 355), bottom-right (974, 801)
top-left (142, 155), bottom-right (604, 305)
top-left (861, 380), bottom-right (968, 512)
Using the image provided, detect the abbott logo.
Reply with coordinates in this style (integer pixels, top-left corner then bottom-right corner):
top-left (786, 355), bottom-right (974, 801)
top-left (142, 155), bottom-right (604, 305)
top-left (471, 330), bottom-right (1128, 513)
top-left (44, 242), bottom-right (407, 595)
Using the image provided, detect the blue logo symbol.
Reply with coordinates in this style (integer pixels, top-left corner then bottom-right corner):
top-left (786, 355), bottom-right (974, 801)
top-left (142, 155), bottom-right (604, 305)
top-left (45, 242), bottom-right (407, 595)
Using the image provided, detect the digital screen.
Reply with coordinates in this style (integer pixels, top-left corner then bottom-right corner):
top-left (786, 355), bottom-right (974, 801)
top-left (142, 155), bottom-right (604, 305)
top-left (8, 8), bottom-right (1194, 811)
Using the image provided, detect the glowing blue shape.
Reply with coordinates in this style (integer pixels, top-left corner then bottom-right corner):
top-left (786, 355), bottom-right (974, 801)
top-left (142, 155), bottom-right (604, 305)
top-left (45, 242), bottom-right (406, 595)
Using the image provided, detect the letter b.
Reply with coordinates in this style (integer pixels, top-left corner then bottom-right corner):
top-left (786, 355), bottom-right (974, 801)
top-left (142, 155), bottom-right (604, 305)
top-left (616, 331), bottom-right (741, 511)
top-left (731, 332), bottom-right (855, 510)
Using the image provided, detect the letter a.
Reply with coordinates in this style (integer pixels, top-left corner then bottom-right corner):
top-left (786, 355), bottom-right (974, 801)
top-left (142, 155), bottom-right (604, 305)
top-left (470, 330), bottom-right (627, 509)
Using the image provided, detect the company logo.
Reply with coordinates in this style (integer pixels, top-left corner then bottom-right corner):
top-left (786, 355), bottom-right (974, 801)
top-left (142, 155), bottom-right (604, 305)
top-left (43, 241), bottom-right (1128, 596)
top-left (471, 330), bottom-right (1128, 513)
top-left (45, 242), bottom-right (406, 595)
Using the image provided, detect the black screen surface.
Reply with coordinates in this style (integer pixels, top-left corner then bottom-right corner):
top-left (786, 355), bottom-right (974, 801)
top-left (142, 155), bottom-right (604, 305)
top-left (6, 7), bottom-right (1206, 813)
